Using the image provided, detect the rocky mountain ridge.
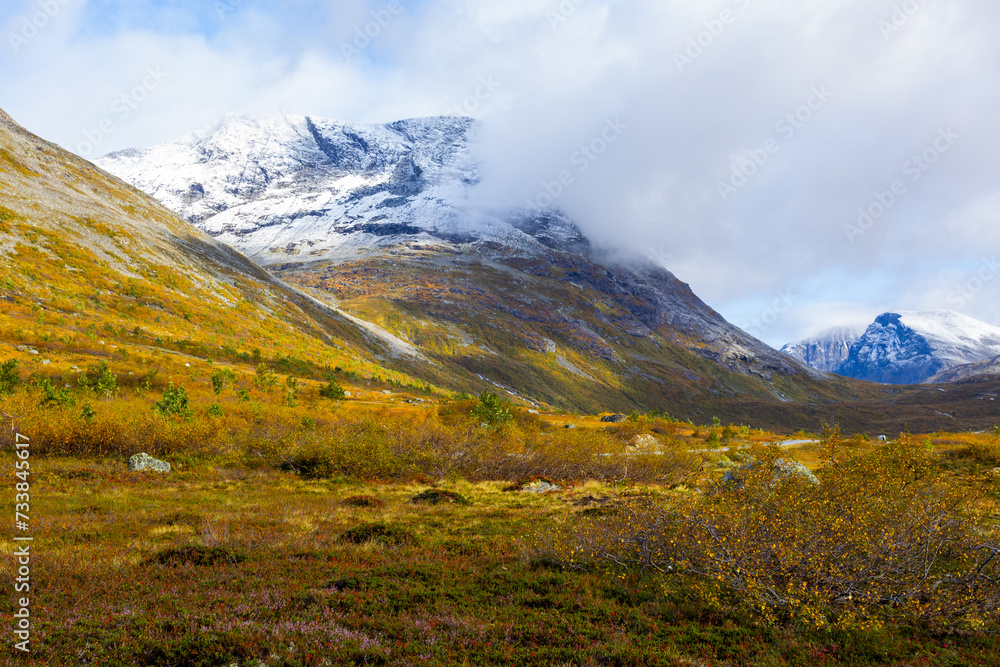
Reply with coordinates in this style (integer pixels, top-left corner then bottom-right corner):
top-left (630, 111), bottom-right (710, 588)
top-left (835, 311), bottom-right (1000, 384)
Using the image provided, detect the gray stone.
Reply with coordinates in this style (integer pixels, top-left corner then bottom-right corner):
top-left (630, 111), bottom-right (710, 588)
top-left (774, 459), bottom-right (820, 484)
top-left (601, 413), bottom-right (626, 423)
top-left (128, 452), bottom-right (171, 473)
top-left (520, 480), bottom-right (560, 493)
top-left (722, 458), bottom-right (819, 486)
top-left (629, 434), bottom-right (660, 452)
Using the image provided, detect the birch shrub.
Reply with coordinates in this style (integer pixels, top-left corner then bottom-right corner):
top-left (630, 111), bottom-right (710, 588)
top-left (545, 439), bottom-right (1000, 631)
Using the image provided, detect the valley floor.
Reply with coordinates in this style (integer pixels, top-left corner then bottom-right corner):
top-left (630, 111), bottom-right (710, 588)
top-left (3, 444), bottom-right (999, 667)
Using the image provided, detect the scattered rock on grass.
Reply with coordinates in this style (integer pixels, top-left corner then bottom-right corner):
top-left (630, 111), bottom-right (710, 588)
top-left (629, 434), bottom-right (660, 452)
top-left (722, 458), bottom-right (819, 486)
top-left (128, 452), bottom-right (171, 473)
top-left (600, 413), bottom-right (626, 423)
top-left (506, 477), bottom-right (561, 493)
top-left (410, 489), bottom-right (470, 505)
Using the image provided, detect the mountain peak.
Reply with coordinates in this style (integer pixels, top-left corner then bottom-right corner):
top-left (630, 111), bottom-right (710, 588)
top-left (95, 113), bottom-right (540, 265)
top-left (781, 325), bottom-right (864, 373)
top-left (836, 310), bottom-right (1000, 384)
top-left (873, 312), bottom-right (903, 326)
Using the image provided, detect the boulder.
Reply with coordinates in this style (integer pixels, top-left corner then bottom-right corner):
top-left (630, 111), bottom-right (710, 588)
top-left (507, 477), bottom-right (561, 493)
top-left (128, 452), bottom-right (171, 473)
top-left (629, 434), bottom-right (660, 452)
top-left (601, 413), bottom-right (626, 423)
top-left (519, 480), bottom-right (560, 493)
top-left (722, 458), bottom-right (819, 486)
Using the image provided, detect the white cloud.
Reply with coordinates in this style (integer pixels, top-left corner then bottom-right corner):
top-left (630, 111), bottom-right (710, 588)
top-left (2, 0), bottom-right (999, 345)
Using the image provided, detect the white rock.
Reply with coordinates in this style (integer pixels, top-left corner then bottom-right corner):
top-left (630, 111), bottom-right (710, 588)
top-left (128, 452), bottom-right (171, 473)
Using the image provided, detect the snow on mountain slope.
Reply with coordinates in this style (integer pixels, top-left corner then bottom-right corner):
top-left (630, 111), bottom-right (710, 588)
top-left (835, 311), bottom-right (1000, 384)
top-left (781, 326), bottom-right (863, 373)
top-left (928, 355), bottom-right (1000, 383)
top-left (97, 114), bottom-right (582, 264)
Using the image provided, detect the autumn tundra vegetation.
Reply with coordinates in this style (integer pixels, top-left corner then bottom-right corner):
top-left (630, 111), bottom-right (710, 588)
top-left (1, 350), bottom-right (999, 666)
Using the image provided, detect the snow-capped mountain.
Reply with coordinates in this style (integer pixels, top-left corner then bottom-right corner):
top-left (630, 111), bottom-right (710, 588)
top-left (95, 113), bottom-right (830, 413)
top-left (97, 114), bottom-right (583, 265)
top-left (835, 311), bottom-right (1000, 384)
top-left (781, 326), bottom-right (863, 373)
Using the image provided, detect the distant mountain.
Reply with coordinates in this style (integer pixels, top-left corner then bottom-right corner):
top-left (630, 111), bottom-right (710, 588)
top-left (835, 311), bottom-right (1000, 384)
top-left (781, 326), bottom-right (864, 373)
top-left (96, 113), bottom-right (844, 416)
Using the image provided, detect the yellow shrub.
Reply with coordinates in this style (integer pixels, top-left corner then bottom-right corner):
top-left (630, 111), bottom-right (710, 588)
top-left (546, 440), bottom-right (1000, 631)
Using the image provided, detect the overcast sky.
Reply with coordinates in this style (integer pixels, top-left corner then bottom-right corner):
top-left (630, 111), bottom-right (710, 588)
top-left (3, 0), bottom-right (1000, 347)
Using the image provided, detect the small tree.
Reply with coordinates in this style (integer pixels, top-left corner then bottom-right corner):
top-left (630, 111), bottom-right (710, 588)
top-left (0, 359), bottom-right (19, 395)
top-left (470, 391), bottom-right (512, 426)
top-left (79, 361), bottom-right (118, 400)
top-left (153, 383), bottom-right (192, 420)
top-left (319, 381), bottom-right (346, 401)
top-left (254, 364), bottom-right (278, 392)
top-left (285, 376), bottom-right (299, 407)
top-left (821, 422), bottom-right (843, 464)
top-left (38, 379), bottom-right (75, 408)
top-left (211, 368), bottom-right (236, 397)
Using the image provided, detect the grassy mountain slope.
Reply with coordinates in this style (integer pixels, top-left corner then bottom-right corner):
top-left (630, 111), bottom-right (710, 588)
top-left (276, 252), bottom-right (827, 413)
top-left (0, 108), bottom-right (436, 392)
